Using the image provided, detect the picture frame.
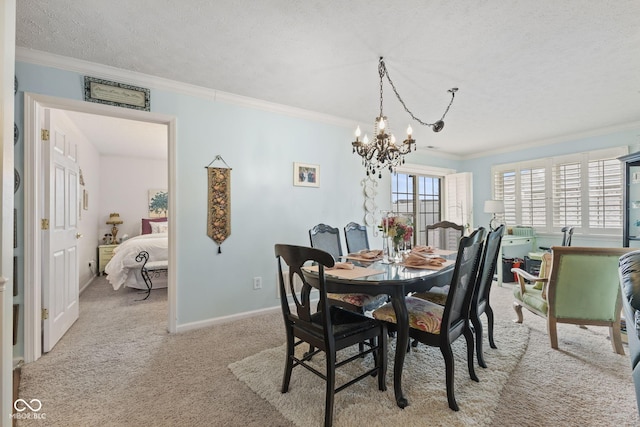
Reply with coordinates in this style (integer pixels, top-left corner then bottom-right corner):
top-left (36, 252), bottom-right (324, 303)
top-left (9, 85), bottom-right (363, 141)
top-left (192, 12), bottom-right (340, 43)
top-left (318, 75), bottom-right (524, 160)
top-left (293, 162), bottom-right (320, 188)
top-left (84, 76), bottom-right (150, 111)
top-left (148, 189), bottom-right (168, 218)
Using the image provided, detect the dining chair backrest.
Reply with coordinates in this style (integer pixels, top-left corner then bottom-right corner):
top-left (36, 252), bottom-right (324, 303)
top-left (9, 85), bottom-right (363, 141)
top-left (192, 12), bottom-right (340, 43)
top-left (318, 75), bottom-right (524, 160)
top-left (344, 222), bottom-right (370, 253)
top-left (309, 223), bottom-right (343, 261)
top-left (426, 221), bottom-right (464, 251)
top-left (561, 226), bottom-right (574, 246)
top-left (473, 225), bottom-right (504, 312)
top-left (275, 244), bottom-right (335, 324)
top-left (442, 227), bottom-right (485, 338)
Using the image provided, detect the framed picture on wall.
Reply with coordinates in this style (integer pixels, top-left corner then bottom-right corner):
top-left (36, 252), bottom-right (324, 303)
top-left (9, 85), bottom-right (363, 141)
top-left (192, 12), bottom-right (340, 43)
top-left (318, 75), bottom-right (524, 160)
top-left (293, 162), bottom-right (320, 188)
top-left (84, 76), bottom-right (150, 111)
top-left (148, 189), bottom-right (168, 217)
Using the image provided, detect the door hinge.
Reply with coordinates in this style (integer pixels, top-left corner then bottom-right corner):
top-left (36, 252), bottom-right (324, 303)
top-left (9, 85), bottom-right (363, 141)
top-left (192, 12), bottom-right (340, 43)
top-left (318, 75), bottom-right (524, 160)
top-left (41, 218), bottom-right (49, 230)
top-left (41, 129), bottom-right (50, 141)
top-left (41, 308), bottom-right (49, 320)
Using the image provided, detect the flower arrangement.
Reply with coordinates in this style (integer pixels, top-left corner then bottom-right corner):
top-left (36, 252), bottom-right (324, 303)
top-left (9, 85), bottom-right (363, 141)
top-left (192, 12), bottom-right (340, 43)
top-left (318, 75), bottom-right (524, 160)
top-left (380, 214), bottom-right (414, 247)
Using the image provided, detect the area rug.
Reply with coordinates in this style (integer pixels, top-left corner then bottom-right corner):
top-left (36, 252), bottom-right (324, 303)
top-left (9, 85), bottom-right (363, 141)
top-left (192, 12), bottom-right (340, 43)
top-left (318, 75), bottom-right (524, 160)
top-left (229, 319), bottom-right (529, 427)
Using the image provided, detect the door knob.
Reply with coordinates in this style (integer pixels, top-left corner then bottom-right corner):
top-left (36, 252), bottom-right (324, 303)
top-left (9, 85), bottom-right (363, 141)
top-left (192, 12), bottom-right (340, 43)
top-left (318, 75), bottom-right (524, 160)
top-left (76, 233), bottom-right (83, 239)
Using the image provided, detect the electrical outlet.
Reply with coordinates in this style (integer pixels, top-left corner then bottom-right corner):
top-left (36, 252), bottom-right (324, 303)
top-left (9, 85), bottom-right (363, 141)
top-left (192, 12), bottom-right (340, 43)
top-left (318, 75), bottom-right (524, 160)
top-left (253, 276), bottom-right (262, 290)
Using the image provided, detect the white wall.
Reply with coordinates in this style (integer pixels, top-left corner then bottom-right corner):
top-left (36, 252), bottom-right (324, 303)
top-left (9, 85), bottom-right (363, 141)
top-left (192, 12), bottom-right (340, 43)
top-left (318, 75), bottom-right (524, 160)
top-left (98, 155), bottom-right (168, 241)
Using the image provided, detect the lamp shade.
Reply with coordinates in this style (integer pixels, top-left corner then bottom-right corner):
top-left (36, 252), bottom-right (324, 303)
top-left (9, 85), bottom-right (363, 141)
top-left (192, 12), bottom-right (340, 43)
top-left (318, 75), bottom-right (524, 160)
top-left (106, 213), bottom-right (123, 225)
top-left (484, 200), bottom-right (504, 214)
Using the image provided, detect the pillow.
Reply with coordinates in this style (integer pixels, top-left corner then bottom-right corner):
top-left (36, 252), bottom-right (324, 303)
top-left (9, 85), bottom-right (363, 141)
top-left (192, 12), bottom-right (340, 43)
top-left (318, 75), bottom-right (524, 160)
top-left (150, 221), bottom-right (168, 234)
top-left (141, 217), bottom-right (167, 234)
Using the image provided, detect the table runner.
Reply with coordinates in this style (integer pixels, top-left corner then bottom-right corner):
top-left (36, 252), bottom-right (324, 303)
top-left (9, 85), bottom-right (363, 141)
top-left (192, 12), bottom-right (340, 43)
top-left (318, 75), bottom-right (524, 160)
top-left (401, 259), bottom-right (455, 271)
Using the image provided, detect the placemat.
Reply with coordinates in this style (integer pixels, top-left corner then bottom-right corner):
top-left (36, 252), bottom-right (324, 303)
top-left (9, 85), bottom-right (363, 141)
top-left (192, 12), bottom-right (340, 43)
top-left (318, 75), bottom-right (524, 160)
top-left (344, 254), bottom-right (383, 262)
top-left (401, 259), bottom-right (455, 271)
top-left (304, 265), bottom-right (384, 279)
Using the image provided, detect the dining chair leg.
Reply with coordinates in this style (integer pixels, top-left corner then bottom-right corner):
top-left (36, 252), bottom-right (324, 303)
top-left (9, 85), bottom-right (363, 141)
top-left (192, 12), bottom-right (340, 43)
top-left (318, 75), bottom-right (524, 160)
top-left (378, 327), bottom-right (388, 391)
top-left (440, 344), bottom-right (459, 411)
top-left (369, 337), bottom-right (378, 376)
top-left (281, 336), bottom-right (295, 393)
top-left (471, 314), bottom-right (487, 368)
top-left (485, 306), bottom-right (497, 349)
top-left (325, 353), bottom-right (336, 427)
top-left (463, 326), bottom-right (479, 382)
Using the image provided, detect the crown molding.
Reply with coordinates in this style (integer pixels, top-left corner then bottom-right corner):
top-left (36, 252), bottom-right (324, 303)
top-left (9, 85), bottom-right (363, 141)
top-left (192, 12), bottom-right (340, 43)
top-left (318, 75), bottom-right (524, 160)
top-left (15, 47), bottom-right (354, 128)
top-left (460, 120), bottom-right (640, 160)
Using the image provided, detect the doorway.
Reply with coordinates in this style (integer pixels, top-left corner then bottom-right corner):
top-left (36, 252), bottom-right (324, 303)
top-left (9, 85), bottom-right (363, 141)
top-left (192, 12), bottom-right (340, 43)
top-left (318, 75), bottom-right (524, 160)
top-left (23, 93), bottom-right (177, 362)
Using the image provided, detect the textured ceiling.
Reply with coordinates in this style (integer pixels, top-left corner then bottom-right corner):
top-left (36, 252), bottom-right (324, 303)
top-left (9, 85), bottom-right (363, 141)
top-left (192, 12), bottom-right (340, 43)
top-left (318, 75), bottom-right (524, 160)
top-left (15, 0), bottom-right (640, 158)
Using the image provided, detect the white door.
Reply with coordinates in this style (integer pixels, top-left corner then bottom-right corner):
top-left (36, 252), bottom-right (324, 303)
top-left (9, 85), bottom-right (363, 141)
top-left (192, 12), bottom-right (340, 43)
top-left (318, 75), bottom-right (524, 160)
top-left (42, 108), bottom-right (80, 353)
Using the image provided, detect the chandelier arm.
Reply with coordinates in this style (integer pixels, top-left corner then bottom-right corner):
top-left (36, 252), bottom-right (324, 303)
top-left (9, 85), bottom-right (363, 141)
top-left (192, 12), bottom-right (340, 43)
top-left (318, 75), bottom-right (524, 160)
top-left (381, 58), bottom-right (457, 128)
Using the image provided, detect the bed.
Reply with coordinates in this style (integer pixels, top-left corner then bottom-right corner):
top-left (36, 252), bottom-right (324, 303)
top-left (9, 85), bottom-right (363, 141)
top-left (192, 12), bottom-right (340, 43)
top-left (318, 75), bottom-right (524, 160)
top-left (105, 226), bottom-right (168, 291)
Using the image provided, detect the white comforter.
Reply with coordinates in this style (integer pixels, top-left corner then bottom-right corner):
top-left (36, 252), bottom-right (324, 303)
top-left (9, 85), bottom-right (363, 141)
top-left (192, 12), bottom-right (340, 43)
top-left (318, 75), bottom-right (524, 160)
top-left (105, 233), bottom-right (168, 290)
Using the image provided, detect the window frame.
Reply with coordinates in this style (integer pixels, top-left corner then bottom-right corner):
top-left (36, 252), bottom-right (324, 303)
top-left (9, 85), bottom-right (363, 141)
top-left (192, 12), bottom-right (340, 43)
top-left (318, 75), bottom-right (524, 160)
top-left (491, 147), bottom-right (627, 236)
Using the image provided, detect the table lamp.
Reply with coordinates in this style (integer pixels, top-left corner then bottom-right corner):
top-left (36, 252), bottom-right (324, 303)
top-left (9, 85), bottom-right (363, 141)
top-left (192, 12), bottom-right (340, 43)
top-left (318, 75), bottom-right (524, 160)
top-left (106, 213), bottom-right (123, 244)
top-left (484, 200), bottom-right (504, 231)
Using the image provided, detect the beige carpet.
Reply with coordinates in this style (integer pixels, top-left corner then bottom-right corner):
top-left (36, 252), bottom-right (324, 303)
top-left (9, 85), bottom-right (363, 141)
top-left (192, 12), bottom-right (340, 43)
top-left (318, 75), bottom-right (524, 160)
top-left (17, 276), bottom-right (640, 426)
top-left (229, 318), bottom-right (529, 427)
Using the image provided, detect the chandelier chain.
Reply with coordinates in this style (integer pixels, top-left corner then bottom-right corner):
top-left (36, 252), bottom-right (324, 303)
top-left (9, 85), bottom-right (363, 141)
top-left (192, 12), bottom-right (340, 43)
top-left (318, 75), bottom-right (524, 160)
top-left (379, 57), bottom-right (457, 128)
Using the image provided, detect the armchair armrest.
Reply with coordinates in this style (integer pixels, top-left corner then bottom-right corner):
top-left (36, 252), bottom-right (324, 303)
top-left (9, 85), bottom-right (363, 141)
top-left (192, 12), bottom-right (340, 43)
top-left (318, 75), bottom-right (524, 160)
top-left (511, 267), bottom-right (547, 283)
top-left (511, 267), bottom-right (548, 296)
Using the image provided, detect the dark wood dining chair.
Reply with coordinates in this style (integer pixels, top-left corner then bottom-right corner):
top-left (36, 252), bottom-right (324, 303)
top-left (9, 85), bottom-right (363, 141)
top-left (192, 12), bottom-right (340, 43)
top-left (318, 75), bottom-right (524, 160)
top-left (426, 220), bottom-right (464, 251)
top-left (344, 221), bottom-right (370, 253)
top-left (413, 225), bottom-right (504, 368)
top-left (372, 228), bottom-right (486, 411)
top-left (309, 223), bottom-right (386, 313)
top-left (275, 244), bottom-right (387, 427)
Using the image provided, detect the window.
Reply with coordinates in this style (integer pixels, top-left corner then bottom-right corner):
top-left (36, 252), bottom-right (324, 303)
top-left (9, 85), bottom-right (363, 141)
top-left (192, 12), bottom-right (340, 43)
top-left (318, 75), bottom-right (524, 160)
top-left (392, 172), bottom-right (442, 245)
top-left (492, 147), bottom-right (626, 235)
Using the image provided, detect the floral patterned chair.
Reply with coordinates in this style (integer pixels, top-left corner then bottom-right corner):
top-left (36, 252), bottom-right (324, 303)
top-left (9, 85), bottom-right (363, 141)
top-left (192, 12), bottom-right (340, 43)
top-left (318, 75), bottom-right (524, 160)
top-left (373, 227), bottom-right (486, 411)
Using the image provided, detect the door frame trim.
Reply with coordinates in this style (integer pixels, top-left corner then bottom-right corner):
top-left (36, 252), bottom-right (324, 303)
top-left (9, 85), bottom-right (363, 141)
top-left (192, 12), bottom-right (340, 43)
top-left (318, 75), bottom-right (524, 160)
top-left (23, 92), bottom-right (177, 362)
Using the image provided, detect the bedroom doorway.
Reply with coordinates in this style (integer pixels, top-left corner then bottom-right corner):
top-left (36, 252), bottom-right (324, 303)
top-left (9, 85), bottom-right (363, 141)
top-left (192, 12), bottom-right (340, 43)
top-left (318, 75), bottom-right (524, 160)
top-left (23, 93), bottom-right (177, 362)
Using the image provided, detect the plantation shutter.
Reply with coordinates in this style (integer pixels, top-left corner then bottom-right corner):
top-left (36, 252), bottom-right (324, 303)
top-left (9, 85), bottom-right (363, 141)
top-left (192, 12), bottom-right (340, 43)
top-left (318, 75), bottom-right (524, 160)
top-left (520, 167), bottom-right (546, 228)
top-left (588, 158), bottom-right (622, 229)
top-left (553, 161), bottom-right (581, 228)
top-left (494, 170), bottom-right (516, 226)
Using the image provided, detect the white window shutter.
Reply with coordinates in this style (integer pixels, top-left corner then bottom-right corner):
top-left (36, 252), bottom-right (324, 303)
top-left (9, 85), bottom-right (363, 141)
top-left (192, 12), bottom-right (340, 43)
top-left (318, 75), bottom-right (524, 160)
top-left (444, 172), bottom-right (473, 231)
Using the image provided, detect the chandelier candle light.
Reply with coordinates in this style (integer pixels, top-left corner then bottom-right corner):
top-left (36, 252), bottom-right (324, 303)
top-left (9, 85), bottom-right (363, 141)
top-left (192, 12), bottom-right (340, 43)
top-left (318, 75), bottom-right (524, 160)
top-left (352, 57), bottom-right (458, 178)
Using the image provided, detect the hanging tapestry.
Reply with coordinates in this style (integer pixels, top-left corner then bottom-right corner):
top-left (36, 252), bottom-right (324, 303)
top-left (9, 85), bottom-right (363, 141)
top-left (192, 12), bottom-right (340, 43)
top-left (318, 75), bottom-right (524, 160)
top-left (207, 166), bottom-right (231, 253)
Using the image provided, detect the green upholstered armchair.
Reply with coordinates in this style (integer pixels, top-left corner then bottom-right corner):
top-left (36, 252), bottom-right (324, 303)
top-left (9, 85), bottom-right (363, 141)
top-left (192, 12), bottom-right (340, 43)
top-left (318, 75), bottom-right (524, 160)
top-left (511, 246), bottom-right (631, 355)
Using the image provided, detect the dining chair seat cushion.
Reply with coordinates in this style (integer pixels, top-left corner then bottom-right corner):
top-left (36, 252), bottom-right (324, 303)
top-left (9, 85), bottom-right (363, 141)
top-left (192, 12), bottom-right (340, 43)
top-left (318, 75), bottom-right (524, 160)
top-left (412, 287), bottom-right (449, 306)
top-left (372, 296), bottom-right (444, 334)
top-left (513, 284), bottom-right (548, 315)
top-left (327, 292), bottom-right (387, 310)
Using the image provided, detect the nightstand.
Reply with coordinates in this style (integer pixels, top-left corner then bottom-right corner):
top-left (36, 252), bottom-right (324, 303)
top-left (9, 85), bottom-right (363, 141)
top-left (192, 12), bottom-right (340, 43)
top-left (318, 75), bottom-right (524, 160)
top-left (98, 244), bottom-right (118, 275)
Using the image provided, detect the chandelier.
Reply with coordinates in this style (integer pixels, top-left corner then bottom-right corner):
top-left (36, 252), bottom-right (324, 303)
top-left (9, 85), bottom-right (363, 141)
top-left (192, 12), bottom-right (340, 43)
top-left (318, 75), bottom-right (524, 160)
top-left (352, 57), bottom-right (458, 178)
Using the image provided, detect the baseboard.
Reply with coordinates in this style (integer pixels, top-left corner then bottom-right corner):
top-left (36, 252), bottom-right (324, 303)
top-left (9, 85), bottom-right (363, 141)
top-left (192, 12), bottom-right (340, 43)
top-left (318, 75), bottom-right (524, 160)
top-left (79, 275), bottom-right (97, 295)
top-left (176, 305), bottom-right (282, 333)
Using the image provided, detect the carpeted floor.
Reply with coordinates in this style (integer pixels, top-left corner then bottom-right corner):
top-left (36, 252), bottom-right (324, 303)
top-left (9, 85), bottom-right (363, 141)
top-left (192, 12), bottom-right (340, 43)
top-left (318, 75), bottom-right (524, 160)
top-left (230, 320), bottom-right (529, 427)
top-left (17, 276), bottom-right (640, 426)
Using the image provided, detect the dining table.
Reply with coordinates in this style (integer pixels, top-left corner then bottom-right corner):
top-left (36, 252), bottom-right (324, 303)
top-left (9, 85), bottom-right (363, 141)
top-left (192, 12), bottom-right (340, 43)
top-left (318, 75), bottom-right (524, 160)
top-left (302, 250), bottom-right (456, 409)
